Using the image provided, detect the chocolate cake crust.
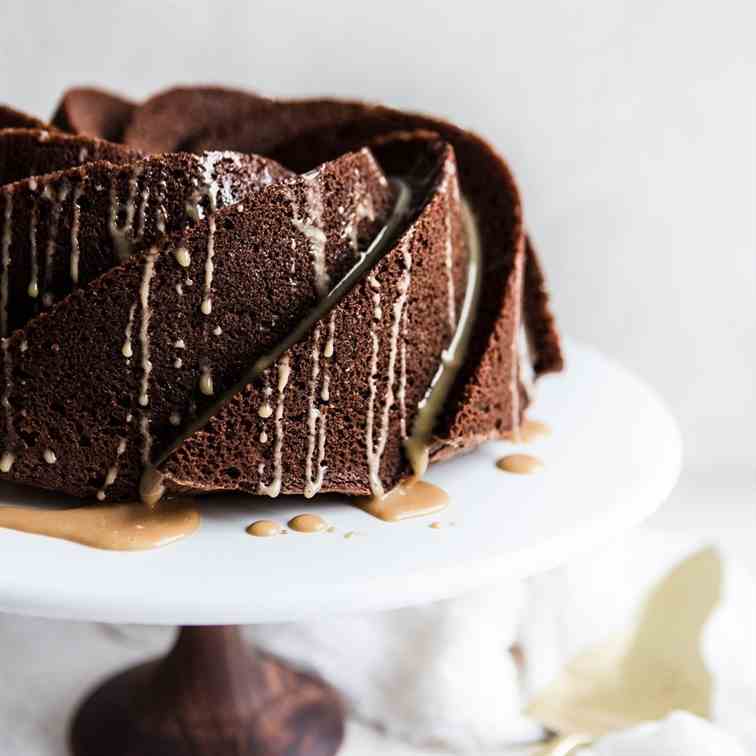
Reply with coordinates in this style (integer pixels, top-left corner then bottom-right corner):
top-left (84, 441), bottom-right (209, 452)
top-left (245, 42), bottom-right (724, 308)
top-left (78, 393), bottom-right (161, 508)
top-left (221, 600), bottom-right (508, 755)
top-left (51, 87), bottom-right (136, 143)
top-left (0, 128), bottom-right (144, 187)
top-left (0, 105), bottom-right (49, 131)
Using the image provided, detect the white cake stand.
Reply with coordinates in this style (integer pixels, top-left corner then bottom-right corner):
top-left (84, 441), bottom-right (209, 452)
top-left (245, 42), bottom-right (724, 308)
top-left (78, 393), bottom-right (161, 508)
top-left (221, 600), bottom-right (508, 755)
top-left (0, 340), bottom-right (682, 756)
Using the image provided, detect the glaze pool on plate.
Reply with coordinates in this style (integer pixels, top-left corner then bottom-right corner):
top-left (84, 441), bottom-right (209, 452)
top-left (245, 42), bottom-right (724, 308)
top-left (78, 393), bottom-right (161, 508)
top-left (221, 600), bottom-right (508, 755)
top-left (0, 341), bottom-right (682, 625)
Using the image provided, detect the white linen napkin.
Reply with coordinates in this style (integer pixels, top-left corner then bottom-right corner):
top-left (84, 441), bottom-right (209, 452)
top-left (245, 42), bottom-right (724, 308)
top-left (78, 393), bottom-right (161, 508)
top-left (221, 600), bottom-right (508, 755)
top-left (249, 528), bottom-right (756, 753)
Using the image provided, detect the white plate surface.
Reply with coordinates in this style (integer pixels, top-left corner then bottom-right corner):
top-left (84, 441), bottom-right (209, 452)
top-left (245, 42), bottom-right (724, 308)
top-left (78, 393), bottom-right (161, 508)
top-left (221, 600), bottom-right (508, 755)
top-left (0, 341), bottom-right (682, 625)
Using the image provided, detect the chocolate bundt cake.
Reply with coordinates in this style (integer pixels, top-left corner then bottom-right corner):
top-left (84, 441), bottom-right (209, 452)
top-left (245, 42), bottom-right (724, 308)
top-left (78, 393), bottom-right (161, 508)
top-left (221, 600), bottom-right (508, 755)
top-left (0, 86), bottom-right (562, 503)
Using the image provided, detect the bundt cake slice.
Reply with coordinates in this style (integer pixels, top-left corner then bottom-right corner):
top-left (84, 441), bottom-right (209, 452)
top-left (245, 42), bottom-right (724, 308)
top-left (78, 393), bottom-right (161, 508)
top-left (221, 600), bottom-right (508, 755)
top-left (0, 105), bottom-right (49, 131)
top-left (158, 135), bottom-right (466, 498)
top-left (123, 86), bottom-right (277, 153)
top-left (0, 147), bottom-right (394, 500)
top-left (0, 150), bottom-right (291, 333)
top-left (51, 87), bottom-right (136, 143)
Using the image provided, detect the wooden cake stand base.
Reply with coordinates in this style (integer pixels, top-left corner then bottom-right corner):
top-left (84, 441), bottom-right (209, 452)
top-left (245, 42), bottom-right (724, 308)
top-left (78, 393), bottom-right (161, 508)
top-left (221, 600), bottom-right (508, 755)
top-left (70, 625), bottom-right (344, 756)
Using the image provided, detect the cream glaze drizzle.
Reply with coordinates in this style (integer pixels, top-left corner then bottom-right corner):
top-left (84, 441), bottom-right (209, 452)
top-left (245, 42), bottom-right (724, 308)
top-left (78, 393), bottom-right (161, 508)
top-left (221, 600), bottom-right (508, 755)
top-left (317, 316), bottom-right (333, 484)
top-left (192, 153), bottom-right (227, 317)
top-left (1, 192), bottom-right (14, 464)
top-left (109, 166), bottom-right (142, 261)
top-left (0, 499), bottom-right (200, 550)
top-left (517, 324), bottom-right (536, 404)
top-left (135, 251), bottom-right (157, 473)
top-left (343, 166), bottom-right (377, 255)
top-left (443, 181), bottom-right (457, 330)
top-left (70, 184), bottom-right (83, 284)
top-left (174, 247), bottom-right (191, 267)
top-left (41, 181), bottom-right (70, 307)
top-left (257, 381), bottom-right (273, 417)
top-left (364, 227), bottom-right (414, 497)
top-left (155, 204), bottom-right (167, 234)
top-left (402, 199), bottom-right (482, 481)
top-left (139, 465), bottom-right (166, 508)
top-left (257, 355), bottom-right (291, 498)
top-left (358, 197), bottom-right (481, 520)
top-left (397, 228), bottom-right (415, 440)
top-left (139, 415), bottom-right (153, 465)
top-left (303, 324), bottom-right (328, 498)
top-left (364, 274), bottom-right (383, 493)
top-left (96, 437), bottom-right (127, 501)
top-left (257, 402), bottom-right (272, 418)
top-left (290, 174), bottom-right (329, 297)
top-left (135, 186), bottom-right (150, 241)
top-left (324, 310), bottom-right (336, 359)
top-left (27, 200), bottom-right (39, 298)
top-left (199, 365), bottom-right (214, 396)
top-left (137, 251), bottom-right (157, 407)
top-left (201, 214), bottom-right (216, 316)
top-left (122, 303), bottom-right (137, 359)
top-left (1, 192), bottom-right (12, 340)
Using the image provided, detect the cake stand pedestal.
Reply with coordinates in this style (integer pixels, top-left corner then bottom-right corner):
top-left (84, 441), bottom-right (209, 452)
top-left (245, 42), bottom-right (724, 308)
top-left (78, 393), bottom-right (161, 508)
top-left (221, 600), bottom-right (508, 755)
top-left (0, 342), bottom-right (682, 756)
top-left (70, 625), bottom-right (343, 756)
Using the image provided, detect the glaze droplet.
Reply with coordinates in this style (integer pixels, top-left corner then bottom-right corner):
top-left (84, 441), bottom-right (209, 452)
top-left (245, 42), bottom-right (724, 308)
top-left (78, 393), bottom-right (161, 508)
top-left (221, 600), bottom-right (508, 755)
top-left (258, 402), bottom-right (273, 419)
top-left (0, 451), bottom-right (14, 472)
top-left (496, 454), bottom-right (544, 475)
top-left (246, 520), bottom-right (283, 537)
top-left (288, 513), bottom-right (328, 533)
top-left (174, 247), bottom-right (191, 267)
top-left (199, 367), bottom-right (214, 396)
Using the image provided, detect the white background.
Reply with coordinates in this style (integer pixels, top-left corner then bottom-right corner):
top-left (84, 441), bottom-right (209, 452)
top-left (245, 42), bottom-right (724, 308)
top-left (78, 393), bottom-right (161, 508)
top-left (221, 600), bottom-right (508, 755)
top-left (0, 5), bottom-right (753, 753)
top-left (2, 0), bottom-right (753, 477)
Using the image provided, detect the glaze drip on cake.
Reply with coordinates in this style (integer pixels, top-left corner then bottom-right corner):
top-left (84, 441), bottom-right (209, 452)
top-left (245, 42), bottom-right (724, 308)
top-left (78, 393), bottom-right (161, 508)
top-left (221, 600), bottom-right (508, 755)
top-left (1, 191), bottom-right (14, 467)
top-left (288, 173), bottom-right (329, 298)
top-left (257, 355), bottom-right (291, 498)
top-left (69, 184), bottom-right (83, 283)
top-left (108, 165), bottom-right (142, 261)
top-left (303, 323), bottom-right (327, 498)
